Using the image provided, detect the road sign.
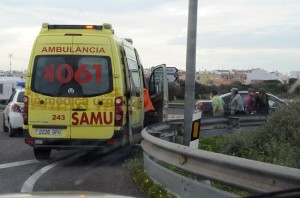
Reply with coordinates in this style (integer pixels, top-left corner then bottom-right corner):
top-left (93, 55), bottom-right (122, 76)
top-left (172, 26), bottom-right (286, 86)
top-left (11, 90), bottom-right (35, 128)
top-left (154, 76), bottom-right (163, 82)
top-left (167, 74), bottom-right (178, 82)
top-left (166, 67), bottom-right (178, 74)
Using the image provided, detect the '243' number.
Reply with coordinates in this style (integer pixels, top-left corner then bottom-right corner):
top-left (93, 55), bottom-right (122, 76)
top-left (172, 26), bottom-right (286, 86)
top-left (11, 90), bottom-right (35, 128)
top-left (44, 64), bottom-right (102, 84)
top-left (52, 115), bottom-right (65, 120)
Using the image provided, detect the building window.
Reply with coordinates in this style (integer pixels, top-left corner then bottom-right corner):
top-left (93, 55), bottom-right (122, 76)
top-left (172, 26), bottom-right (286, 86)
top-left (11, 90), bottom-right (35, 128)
top-left (197, 77), bottom-right (201, 80)
top-left (0, 84), bottom-right (3, 94)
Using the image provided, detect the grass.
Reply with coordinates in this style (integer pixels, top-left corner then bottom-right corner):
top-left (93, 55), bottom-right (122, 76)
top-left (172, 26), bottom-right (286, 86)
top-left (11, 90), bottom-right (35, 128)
top-left (125, 149), bottom-right (176, 198)
top-left (169, 99), bottom-right (199, 104)
top-left (169, 99), bottom-right (185, 104)
top-left (210, 181), bottom-right (249, 197)
top-left (198, 135), bottom-right (225, 152)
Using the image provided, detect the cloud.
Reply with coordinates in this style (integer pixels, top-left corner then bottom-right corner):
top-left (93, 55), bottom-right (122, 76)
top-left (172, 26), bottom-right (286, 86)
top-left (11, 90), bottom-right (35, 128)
top-left (169, 24), bottom-right (300, 49)
top-left (195, 48), bottom-right (300, 73)
top-left (0, 0), bottom-right (300, 74)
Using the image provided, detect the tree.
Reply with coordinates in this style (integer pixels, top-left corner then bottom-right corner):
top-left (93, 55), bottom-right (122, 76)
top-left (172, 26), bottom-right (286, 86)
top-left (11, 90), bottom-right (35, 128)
top-left (175, 80), bottom-right (185, 99)
top-left (168, 82), bottom-right (181, 101)
top-left (195, 82), bottom-right (208, 99)
top-left (260, 80), bottom-right (282, 95)
top-left (288, 78), bottom-right (298, 85)
top-left (287, 78), bottom-right (300, 96)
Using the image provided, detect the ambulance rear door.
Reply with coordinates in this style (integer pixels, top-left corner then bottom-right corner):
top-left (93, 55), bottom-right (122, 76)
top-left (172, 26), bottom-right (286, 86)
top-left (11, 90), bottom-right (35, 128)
top-left (70, 35), bottom-right (115, 140)
top-left (28, 36), bottom-right (73, 140)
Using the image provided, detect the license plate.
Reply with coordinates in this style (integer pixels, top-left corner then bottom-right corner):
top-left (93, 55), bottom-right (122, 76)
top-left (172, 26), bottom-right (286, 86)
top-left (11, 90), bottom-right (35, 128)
top-left (35, 129), bottom-right (62, 136)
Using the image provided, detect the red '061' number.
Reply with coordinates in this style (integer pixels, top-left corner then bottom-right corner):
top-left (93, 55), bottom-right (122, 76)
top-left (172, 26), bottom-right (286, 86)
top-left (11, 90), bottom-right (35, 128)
top-left (44, 64), bottom-right (102, 84)
top-left (52, 115), bottom-right (65, 120)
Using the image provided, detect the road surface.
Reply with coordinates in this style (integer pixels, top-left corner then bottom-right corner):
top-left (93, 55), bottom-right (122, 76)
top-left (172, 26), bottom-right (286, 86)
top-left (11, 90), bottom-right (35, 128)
top-left (0, 112), bottom-right (144, 197)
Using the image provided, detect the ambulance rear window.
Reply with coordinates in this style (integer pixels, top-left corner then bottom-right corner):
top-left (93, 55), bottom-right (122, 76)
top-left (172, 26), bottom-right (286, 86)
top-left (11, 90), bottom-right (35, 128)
top-left (31, 55), bottom-right (113, 97)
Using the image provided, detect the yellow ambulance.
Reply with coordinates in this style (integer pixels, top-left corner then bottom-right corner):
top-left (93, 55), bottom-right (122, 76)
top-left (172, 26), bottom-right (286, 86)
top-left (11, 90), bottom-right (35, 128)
top-left (23, 23), bottom-right (168, 160)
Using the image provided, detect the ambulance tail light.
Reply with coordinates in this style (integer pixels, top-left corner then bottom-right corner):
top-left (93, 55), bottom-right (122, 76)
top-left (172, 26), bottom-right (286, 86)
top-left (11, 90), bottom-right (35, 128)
top-left (114, 97), bottom-right (123, 126)
top-left (25, 138), bottom-right (34, 145)
top-left (107, 139), bottom-right (116, 145)
top-left (23, 96), bottom-right (29, 125)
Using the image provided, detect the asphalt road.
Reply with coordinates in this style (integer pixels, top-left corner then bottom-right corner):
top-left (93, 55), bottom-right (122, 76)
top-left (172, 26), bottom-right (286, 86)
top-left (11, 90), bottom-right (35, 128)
top-left (0, 112), bottom-right (144, 197)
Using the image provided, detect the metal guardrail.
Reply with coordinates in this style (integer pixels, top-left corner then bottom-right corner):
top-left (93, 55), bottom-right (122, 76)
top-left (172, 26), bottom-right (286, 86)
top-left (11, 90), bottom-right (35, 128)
top-left (169, 103), bottom-right (185, 109)
top-left (200, 115), bottom-right (267, 130)
top-left (141, 118), bottom-right (300, 197)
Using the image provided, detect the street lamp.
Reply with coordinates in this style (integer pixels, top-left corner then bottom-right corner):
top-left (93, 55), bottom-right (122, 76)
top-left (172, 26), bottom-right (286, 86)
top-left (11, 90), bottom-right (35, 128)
top-left (8, 53), bottom-right (13, 73)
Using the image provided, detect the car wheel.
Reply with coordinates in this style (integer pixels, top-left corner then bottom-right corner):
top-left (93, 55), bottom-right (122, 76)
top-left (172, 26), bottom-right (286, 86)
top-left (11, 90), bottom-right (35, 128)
top-left (8, 121), bottom-right (17, 137)
top-left (2, 116), bottom-right (8, 132)
top-left (34, 148), bottom-right (51, 160)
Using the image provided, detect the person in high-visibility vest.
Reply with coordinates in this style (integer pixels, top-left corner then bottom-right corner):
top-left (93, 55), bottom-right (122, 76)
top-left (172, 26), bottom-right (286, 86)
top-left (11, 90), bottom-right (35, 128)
top-left (143, 88), bottom-right (156, 127)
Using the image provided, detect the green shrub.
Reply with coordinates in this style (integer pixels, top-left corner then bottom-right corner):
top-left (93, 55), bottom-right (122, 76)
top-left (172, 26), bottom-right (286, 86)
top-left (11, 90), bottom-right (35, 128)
top-left (218, 101), bottom-right (300, 169)
top-left (197, 102), bottom-right (300, 196)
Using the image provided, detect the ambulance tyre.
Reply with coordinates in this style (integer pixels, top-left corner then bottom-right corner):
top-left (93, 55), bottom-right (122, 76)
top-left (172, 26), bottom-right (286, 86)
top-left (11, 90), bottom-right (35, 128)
top-left (2, 116), bottom-right (8, 132)
top-left (122, 127), bottom-right (131, 147)
top-left (34, 148), bottom-right (51, 160)
top-left (8, 122), bottom-right (17, 137)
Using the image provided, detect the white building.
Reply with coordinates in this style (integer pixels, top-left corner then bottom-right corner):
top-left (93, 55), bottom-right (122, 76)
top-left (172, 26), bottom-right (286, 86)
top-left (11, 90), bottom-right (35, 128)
top-left (246, 68), bottom-right (289, 84)
top-left (268, 71), bottom-right (289, 84)
top-left (246, 68), bottom-right (270, 84)
top-left (290, 71), bottom-right (300, 79)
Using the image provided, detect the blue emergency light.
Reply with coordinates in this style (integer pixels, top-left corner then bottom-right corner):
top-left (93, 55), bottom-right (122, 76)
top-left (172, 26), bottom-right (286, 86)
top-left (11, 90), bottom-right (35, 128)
top-left (16, 81), bottom-right (25, 87)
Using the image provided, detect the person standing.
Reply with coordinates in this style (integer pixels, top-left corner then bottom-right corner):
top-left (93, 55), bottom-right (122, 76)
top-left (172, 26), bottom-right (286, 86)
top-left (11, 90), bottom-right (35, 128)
top-left (245, 88), bottom-right (255, 115)
top-left (254, 88), bottom-right (269, 116)
top-left (211, 89), bottom-right (224, 116)
top-left (229, 88), bottom-right (244, 115)
top-left (143, 88), bottom-right (156, 127)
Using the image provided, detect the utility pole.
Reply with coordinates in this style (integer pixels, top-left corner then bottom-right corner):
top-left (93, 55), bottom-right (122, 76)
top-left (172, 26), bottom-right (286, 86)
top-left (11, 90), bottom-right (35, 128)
top-left (183, 0), bottom-right (198, 146)
top-left (8, 53), bottom-right (13, 73)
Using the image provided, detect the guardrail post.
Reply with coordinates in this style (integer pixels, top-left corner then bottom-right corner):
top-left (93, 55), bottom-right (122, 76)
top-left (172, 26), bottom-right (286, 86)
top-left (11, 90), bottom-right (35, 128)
top-left (189, 110), bottom-right (201, 148)
top-left (228, 116), bottom-right (240, 129)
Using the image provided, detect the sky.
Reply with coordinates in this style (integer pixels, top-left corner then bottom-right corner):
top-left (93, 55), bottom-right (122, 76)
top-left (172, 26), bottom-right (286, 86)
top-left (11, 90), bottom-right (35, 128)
top-left (1, 0), bottom-right (300, 74)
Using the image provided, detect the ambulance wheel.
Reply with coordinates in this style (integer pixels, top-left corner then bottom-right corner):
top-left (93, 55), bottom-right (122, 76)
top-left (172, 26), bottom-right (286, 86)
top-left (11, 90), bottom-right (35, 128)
top-left (2, 116), bottom-right (8, 132)
top-left (34, 148), bottom-right (51, 160)
top-left (8, 121), bottom-right (17, 137)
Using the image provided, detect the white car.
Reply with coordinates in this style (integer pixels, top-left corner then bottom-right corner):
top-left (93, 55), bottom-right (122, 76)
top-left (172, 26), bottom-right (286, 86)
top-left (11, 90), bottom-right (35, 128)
top-left (2, 87), bottom-right (25, 137)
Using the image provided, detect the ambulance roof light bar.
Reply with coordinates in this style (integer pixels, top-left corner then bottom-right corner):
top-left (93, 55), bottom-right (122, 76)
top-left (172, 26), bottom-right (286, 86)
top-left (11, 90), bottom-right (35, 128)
top-left (42, 23), bottom-right (114, 33)
top-left (46, 24), bottom-right (103, 30)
